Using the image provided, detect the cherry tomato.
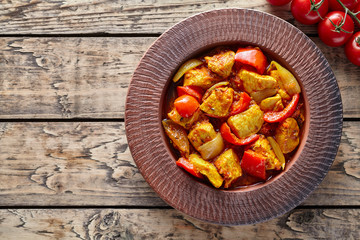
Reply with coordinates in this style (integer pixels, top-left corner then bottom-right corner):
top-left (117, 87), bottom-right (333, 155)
top-left (345, 32), bottom-right (360, 66)
top-left (235, 47), bottom-right (268, 75)
top-left (267, 0), bottom-right (292, 5)
top-left (318, 11), bottom-right (354, 47)
top-left (291, 0), bottom-right (329, 25)
top-left (353, 3), bottom-right (360, 27)
top-left (174, 95), bottom-right (199, 118)
top-left (329, 0), bottom-right (358, 11)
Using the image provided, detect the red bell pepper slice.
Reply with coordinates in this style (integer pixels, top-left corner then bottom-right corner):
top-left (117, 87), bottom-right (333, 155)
top-left (263, 93), bottom-right (300, 123)
top-left (220, 122), bottom-right (259, 146)
top-left (176, 157), bottom-right (204, 179)
top-left (177, 86), bottom-right (203, 103)
top-left (235, 47), bottom-right (268, 75)
top-left (241, 150), bottom-right (267, 180)
top-left (229, 92), bottom-right (251, 116)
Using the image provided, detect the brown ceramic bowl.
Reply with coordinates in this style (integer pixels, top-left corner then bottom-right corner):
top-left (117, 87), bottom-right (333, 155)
top-left (125, 8), bottom-right (342, 225)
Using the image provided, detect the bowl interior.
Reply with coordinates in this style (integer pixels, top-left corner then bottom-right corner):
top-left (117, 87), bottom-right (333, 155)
top-left (160, 42), bottom-right (311, 192)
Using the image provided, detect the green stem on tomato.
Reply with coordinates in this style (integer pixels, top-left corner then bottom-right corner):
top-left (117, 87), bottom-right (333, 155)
top-left (336, 0), bottom-right (360, 26)
top-left (356, 37), bottom-right (360, 46)
top-left (328, 8), bottom-right (353, 34)
top-left (308, 0), bottom-right (326, 20)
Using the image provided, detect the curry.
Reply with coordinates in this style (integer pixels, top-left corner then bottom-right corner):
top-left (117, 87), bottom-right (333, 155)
top-left (162, 46), bottom-right (305, 189)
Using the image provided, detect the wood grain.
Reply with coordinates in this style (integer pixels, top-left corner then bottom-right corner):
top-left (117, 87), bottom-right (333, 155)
top-left (0, 37), bottom-right (153, 119)
top-left (0, 122), bottom-right (165, 207)
top-left (0, 37), bottom-right (359, 119)
top-left (0, 121), bottom-right (358, 207)
top-left (0, 0), bottom-right (357, 234)
top-left (0, 208), bottom-right (359, 239)
top-left (0, 0), bottom-right (320, 35)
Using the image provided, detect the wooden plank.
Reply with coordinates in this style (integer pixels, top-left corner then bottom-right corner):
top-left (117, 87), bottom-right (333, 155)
top-left (311, 37), bottom-right (360, 119)
top-left (0, 1), bottom-right (321, 35)
top-left (1, 37), bottom-right (359, 119)
top-left (0, 121), bottom-right (358, 206)
top-left (0, 37), bottom-right (153, 119)
top-left (303, 121), bottom-right (360, 205)
top-left (0, 122), bottom-right (165, 207)
top-left (0, 208), bottom-right (359, 239)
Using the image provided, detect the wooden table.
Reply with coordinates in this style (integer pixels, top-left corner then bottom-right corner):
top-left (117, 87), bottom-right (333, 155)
top-left (0, 1), bottom-right (359, 239)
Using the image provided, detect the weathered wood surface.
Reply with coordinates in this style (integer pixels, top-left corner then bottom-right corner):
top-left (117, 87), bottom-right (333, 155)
top-left (0, 37), bottom-right (359, 119)
top-left (0, 121), bottom-right (165, 207)
top-left (0, 0), bottom-right (319, 35)
top-left (0, 0), bottom-right (358, 237)
top-left (0, 121), bottom-right (358, 206)
top-left (0, 37), bottom-right (143, 119)
top-left (0, 208), bottom-right (359, 239)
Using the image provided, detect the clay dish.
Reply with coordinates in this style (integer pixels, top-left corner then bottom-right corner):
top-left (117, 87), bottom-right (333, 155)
top-left (125, 8), bottom-right (343, 225)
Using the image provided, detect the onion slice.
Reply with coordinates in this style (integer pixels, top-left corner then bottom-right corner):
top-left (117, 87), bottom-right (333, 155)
top-left (173, 59), bottom-right (203, 82)
top-left (250, 88), bottom-right (278, 103)
top-left (267, 61), bottom-right (301, 96)
top-left (198, 132), bottom-right (224, 160)
top-left (267, 136), bottom-right (286, 170)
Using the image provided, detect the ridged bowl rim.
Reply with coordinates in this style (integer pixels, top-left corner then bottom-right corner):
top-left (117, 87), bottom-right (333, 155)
top-left (125, 8), bottom-right (343, 225)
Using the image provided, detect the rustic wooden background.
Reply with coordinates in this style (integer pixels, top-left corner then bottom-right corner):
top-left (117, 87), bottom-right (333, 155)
top-left (0, 1), bottom-right (359, 239)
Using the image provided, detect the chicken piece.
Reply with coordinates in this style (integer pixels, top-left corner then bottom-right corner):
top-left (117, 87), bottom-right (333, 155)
top-left (275, 118), bottom-right (300, 154)
top-left (188, 119), bottom-right (217, 151)
top-left (238, 69), bottom-right (278, 94)
top-left (214, 149), bottom-right (242, 188)
top-left (183, 65), bottom-right (222, 89)
top-left (227, 104), bottom-right (264, 139)
top-left (204, 50), bottom-right (235, 78)
top-left (249, 135), bottom-right (281, 170)
top-left (162, 119), bottom-right (190, 158)
top-left (200, 87), bottom-right (234, 117)
top-left (189, 153), bottom-right (223, 188)
top-left (260, 94), bottom-right (284, 112)
top-left (168, 107), bottom-right (201, 130)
